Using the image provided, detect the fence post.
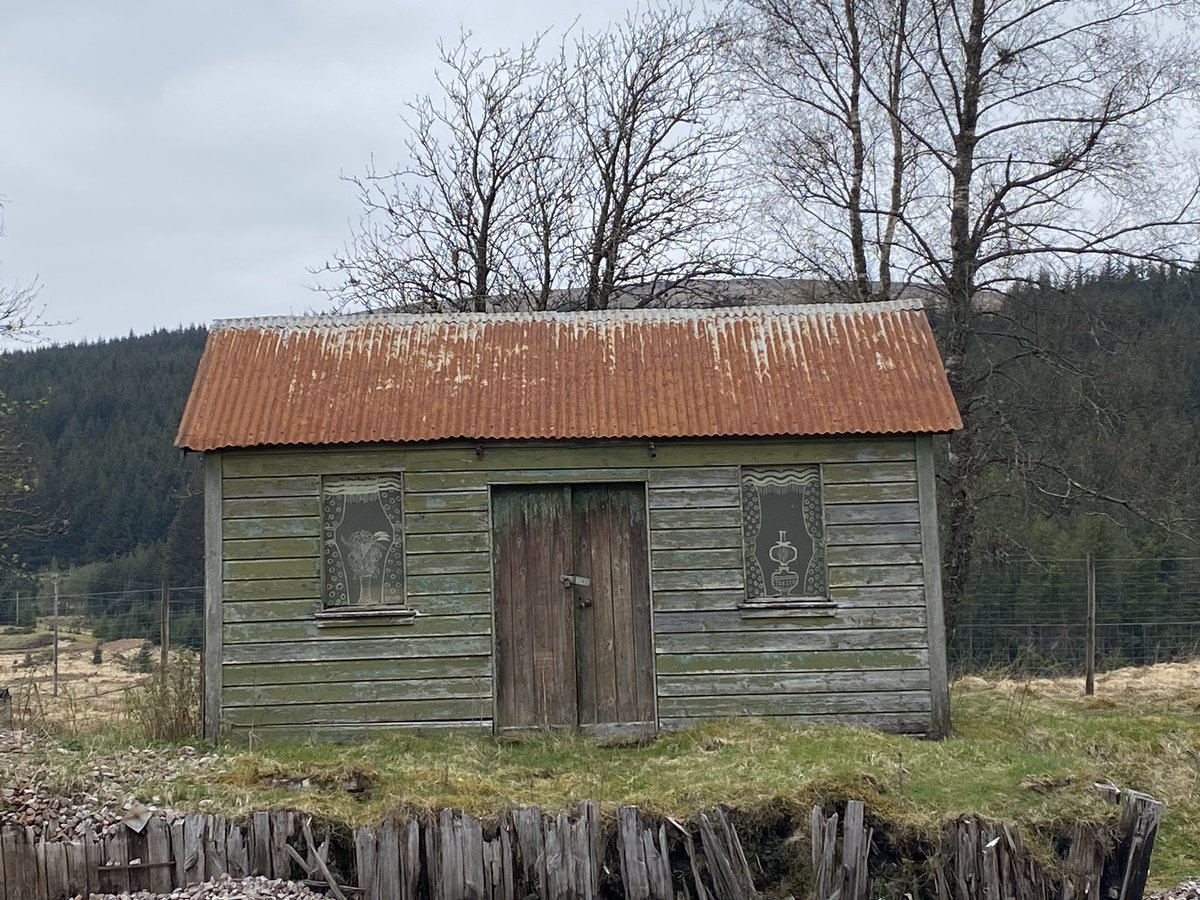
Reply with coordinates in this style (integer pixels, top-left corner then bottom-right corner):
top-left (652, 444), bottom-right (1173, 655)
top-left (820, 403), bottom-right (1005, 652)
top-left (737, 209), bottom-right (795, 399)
top-left (1086, 553), bottom-right (1096, 696)
top-left (52, 574), bottom-right (60, 698)
top-left (160, 582), bottom-right (170, 679)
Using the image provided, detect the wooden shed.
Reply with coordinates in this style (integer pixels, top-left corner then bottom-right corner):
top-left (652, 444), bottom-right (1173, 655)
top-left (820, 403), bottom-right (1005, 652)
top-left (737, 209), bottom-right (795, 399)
top-left (176, 302), bottom-right (961, 742)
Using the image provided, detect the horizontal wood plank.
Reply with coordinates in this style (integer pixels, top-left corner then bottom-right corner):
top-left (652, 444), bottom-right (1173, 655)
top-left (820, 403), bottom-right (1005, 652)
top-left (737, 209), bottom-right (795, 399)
top-left (404, 471), bottom-right (489, 493)
top-left (826, 543), bottom-right (923, 567)
top-left (651, 548), bottom-right (742, 570)
top-left (824, 481), bottom-right (918, 504)
top-left (224, 697), bottom-right (492, 727)
top-left (827, 585), bottom-right (928, 606)
top-left (825, 523), bottom-right (921, 546)
top-left (649, 528), bottom-right (742, 551)
top-left (405, 492), bottom-right (488, 513)
top-left (223, 537), bottom-right (320, 561)
top-left (223, 516), bottom-right (321, 540)
top-left (224, 635), bottom-right (492, 664)
top-left (827, 565), bottom-right (924, 588)
top-left (222, 578), bottom-right (319, 602)
top-left (223, 496), bottom-right (320, 519)
top-left (657, 668), bottom-right (931, 696)
top-left (225, 677), bottom-right (491, 707)
top-left (659, 712), bottom-right (931, 734)
top-left (223, 557), bottom-right (320, 582)
top-left (652, 589), bottom-right (746, 613)
top-left (224, 614), bottom-right (491, 644)
top-left (406, 532), bottom-right (490, 554)
top-left (406, 551), bottom-right (492, 576)
top-left (820, 461), bottom-right (917, 484)
top-left (824, 503), bottom-right (919, 525)
top-left (223, 655), bottom-right (492, 686)
top-left (654, 647), bottom-right (929, 675)
top-left (406, 573), bottom-right (492, 596)
top-left (648, 487), bottom-right (739, 509)
top-left (226, 721), bottom-right (492, 741)
top-left (649, 508), bottom-right (741, 530)
top-left (652, 569), bottom-right (744, 592)
top-left (222, 475), bottom-right (320, 499)
top-left (647, 467), bottom-right (740, 488)
top-left (658, 690), bottom-right (932, 718)
top-left (221, 437), bottom-right (916, 478)
top-left (406, 510), bottom-right (490, 535)
top-left (654, 607), bottom-right (926, 633)
top-left (655, 627), bottom-right (927, 654)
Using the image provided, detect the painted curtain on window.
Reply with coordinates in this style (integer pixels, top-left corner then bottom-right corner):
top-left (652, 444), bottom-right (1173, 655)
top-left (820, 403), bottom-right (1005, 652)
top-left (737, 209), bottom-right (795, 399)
top-left (322, 475), bottom-right (404, 606)
top-left (741, 467), bottom-right (827, 599)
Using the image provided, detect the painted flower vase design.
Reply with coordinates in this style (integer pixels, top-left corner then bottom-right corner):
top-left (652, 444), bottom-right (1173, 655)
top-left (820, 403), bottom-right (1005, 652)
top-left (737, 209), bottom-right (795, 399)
top-left (769, 530), bottom-right (801, 595)
top-left (343, 529), bottom-right (391, 604)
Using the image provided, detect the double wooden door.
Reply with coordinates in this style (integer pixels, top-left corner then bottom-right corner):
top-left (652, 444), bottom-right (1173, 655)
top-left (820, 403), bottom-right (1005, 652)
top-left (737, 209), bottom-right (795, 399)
top-left (492, 483), bottom-right (655, 733)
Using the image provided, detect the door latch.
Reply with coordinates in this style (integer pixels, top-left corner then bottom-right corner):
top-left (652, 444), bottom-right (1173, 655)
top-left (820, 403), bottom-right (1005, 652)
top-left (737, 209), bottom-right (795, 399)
top-left (561, 574), bottom-right (592, 608)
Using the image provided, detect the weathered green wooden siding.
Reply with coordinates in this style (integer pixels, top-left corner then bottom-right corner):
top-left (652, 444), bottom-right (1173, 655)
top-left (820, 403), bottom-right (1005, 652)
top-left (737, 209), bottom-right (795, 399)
top-left (216, 436), bottom-right (934, 739)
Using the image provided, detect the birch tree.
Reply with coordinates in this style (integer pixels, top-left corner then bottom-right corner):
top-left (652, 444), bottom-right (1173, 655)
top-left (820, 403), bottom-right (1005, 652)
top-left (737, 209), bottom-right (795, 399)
top-left (736, 0), bottom-right (1200, 632)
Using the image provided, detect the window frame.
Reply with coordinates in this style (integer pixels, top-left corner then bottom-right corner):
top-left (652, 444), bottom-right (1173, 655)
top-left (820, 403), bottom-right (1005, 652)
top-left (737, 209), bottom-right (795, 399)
top-left (316, 472), bottom-right (411, 619)
top-left (737, 463), bottom-right (834, 614)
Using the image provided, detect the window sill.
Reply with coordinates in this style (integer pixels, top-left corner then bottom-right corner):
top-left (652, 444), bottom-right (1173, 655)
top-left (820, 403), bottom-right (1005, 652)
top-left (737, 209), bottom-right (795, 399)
top-left (737, 599), bottom-right (837, 619)
top-left (315, 607), bottom-right (417, 628)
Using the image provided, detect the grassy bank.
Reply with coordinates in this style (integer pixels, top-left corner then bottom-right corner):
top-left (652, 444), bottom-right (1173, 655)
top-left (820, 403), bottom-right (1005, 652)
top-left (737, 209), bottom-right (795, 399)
top-left (19, 663), bottom-right (1200, 890)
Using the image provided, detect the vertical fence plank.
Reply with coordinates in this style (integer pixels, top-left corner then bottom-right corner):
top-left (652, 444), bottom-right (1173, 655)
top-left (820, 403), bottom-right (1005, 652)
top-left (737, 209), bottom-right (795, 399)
top-left (170, 817), bottom-right (186, 888)
top-left (183, 812), bottom-right (206, 885)
top-left (1086, 553), bottom-right (1097, 695)
top-left (250, 810), bottom-right (271, 877)
top-left (205, 815), bottom-right (228, 880)
top-left (355, 827), bottom-right (377, 900)
top-left (146, 816), bottom-right (174, 893)
top-left (226, 822), bottom-right (248, 880)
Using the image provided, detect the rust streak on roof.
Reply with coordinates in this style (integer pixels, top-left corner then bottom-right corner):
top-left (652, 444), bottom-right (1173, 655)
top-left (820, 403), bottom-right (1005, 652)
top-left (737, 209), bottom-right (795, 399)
top-left (175, 302), bottom-right (961, 451)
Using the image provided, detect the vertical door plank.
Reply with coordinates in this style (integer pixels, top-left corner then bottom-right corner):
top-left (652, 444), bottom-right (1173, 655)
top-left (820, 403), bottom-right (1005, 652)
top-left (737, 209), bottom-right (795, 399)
top-left (609, 490), bottom-right (638, 722)
top-left (574, 494), bottom-right (597, 725)
top-left (545, 487), bottom-right (577, 727)
top-left (493, 486), bottom-right (574, 729)
top-left (626, 489), bottom-right (655, 723)
top-left (587, 490), bottom-right (618, 723)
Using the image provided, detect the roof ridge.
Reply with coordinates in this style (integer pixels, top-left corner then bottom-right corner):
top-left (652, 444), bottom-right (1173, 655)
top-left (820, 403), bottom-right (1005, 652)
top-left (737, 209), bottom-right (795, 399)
top-left (211, 298), bottom-right (925, 331)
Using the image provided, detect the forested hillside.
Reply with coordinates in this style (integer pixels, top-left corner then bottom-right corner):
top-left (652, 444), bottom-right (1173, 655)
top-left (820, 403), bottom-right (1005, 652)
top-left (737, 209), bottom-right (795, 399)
top-left (0, 327), bottom-right (206, 631)
top-left (0, 268), bottom-right (1197, 657)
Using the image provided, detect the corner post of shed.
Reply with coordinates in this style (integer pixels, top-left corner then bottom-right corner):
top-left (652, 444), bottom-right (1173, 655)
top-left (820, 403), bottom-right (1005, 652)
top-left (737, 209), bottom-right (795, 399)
top-left (203, 450), bottom-right (224, 742)
top-left (915, 434), bottom-right (950, 739)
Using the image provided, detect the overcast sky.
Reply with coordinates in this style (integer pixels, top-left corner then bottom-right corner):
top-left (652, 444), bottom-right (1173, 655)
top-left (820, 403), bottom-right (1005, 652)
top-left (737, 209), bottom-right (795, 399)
top-left (0, 2), bottom-right (643, 345)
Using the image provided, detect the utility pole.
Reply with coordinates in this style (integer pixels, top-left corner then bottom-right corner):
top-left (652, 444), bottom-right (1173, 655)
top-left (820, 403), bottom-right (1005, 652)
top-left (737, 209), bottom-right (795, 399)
top-left (160, 581), bottom-right (170, 679)
top-left (49, 572), bottom-right (61, 697)
top-left (1085, 553), bottom-right (1096, 697)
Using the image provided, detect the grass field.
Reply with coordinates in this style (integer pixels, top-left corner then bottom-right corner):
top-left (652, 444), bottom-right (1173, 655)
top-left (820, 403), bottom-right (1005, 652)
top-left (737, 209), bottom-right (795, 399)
top-left (25, 661), bottom-right (1191, 889)
top-left (6, 659), bottom-right (1197, 889)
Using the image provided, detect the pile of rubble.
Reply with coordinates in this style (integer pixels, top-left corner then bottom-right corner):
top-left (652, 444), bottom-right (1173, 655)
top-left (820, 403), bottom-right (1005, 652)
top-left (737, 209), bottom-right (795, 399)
top-left (1153, 882), bottom-right (1200, 900)
top-left (85, 874), bottom-right (326, 899)
top-left (0, 730), bottom-right (223, 841)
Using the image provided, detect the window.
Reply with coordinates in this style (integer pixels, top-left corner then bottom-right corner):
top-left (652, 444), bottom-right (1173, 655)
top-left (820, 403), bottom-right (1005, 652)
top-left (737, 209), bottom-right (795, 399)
top-left (321, 474), bottom-right (405, 608)
top-left (741, 466), bottom-right (827, 602)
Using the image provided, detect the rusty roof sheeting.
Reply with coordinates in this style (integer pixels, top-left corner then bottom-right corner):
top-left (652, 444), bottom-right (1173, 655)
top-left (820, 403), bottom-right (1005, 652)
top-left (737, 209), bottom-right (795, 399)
top-left (175, 301), bottom-right (961, 451)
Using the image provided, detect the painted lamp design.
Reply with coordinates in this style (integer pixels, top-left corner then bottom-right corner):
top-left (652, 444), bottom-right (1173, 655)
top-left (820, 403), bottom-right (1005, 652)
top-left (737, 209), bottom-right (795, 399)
top-left (769, 530), bottom-right (801, 595)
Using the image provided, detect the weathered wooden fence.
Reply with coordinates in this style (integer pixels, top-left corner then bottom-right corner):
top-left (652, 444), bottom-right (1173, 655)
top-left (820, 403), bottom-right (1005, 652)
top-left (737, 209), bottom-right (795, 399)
top-left (0, 790), bottom-right (1163, 900)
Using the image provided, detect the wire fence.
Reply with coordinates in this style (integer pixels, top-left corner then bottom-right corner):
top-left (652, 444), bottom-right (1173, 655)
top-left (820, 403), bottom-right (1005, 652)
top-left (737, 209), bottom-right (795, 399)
top-left (950, 557), bottom-right (1200, 676)
top-left (0, 585), bottom-right (204, 652)
top-left (3, 558), bottom-right (1199, 679)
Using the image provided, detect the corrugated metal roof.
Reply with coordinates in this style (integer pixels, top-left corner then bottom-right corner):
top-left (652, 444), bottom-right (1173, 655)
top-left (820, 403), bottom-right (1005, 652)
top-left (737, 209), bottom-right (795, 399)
top-left (175, 301), bottom-right (961, 451)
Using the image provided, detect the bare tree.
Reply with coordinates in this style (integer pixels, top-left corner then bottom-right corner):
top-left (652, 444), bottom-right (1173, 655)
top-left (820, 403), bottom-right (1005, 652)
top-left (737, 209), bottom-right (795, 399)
top-left (320, 5), bottom-right (747, 313)
top-left (318, 33), bottom-right (557, 313)
top-left (736, 0), bottom-right (1200, 631)
top-left (566, 5), bottom-right (745, 309)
